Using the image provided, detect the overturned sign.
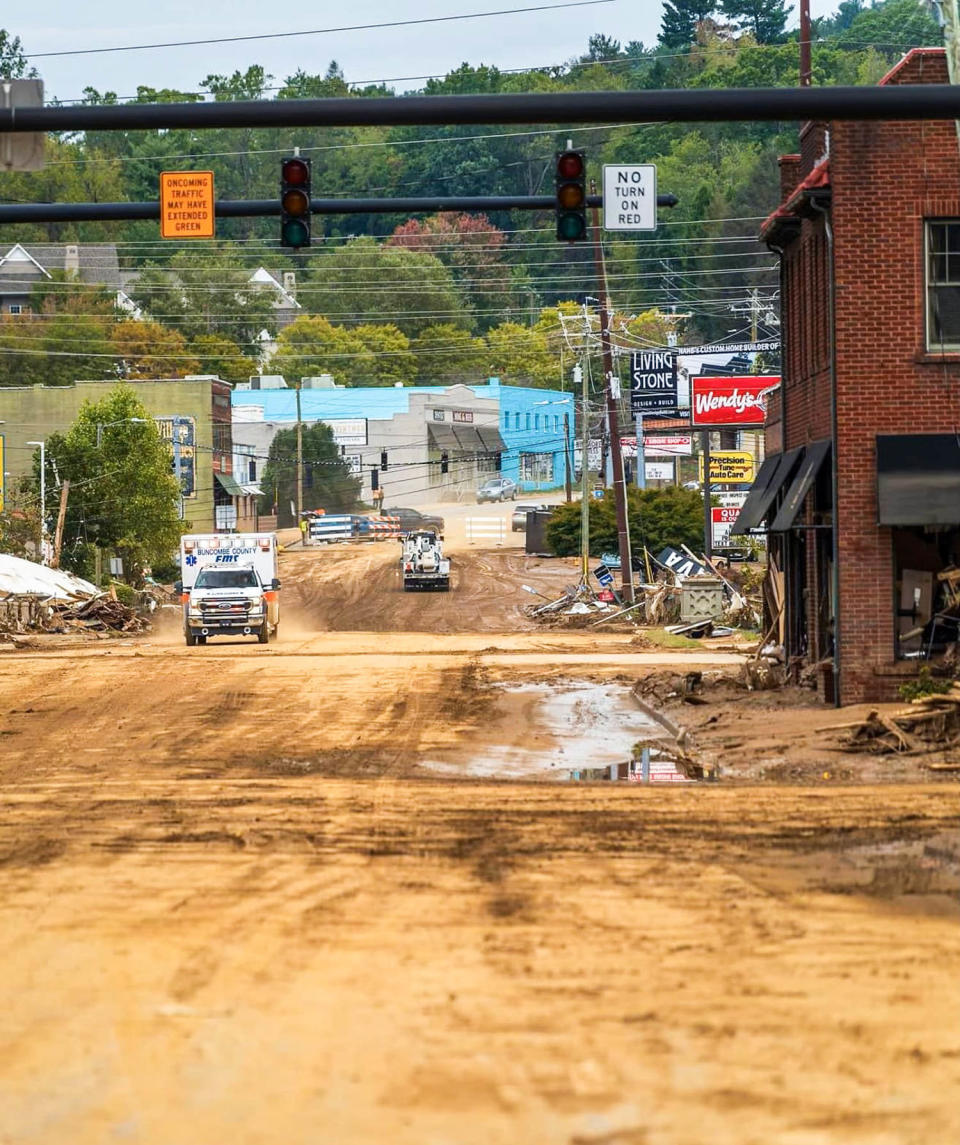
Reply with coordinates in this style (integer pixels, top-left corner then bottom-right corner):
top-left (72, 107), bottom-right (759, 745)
top-left (657, 547), bottom-right (708, 579)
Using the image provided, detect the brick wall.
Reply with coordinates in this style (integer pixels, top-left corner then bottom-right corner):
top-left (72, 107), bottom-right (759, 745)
top-left (771, 49), bottom-right (960, 703)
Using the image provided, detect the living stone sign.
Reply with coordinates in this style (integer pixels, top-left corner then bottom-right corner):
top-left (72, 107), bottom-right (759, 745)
top-left (630, 351), bottom-right (678, 415)
top-left (603, 165), bottom-right (657, 231)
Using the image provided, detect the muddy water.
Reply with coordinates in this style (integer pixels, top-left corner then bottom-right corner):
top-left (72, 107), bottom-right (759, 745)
top-left (420, 680), bottom-right (670, 780)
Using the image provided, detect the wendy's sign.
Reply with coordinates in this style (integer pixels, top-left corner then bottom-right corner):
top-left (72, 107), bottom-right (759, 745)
top-left (690, 375), bottom-right (779, 427)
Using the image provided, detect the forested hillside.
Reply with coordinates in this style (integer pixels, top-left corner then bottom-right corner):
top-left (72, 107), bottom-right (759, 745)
top-left (0, 1), bottom-right (943, 387)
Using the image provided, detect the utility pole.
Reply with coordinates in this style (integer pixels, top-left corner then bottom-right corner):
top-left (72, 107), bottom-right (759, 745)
top-left (295, 380), bottom-right (304, 524)
top-left (799, 0), bottom-right (812, 88)
top-left (589, 193), bottom-right (634, 604)
top-left (575, 363), bottom-right (590, 584)
top-left (26, 440), bottom-right (45, 564)
top-left (702, 430), bottom-right (713, 559)
top-left (563, 412), bottom-right (573, 503)
top-left (51, 480), bottom-right (69, 569)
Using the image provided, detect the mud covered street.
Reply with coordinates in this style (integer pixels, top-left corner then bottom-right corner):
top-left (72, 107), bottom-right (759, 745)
top-left (2, 544), bottom-right (960, 1144)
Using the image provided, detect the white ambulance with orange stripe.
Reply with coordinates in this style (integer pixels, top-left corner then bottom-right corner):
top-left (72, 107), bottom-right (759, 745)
top-left (176, 533), bottom-right (281, 647)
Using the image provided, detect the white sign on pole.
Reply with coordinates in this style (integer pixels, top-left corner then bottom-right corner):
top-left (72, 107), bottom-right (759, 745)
top-left (602, 164), bottom-right (657, 231)
top-left (645, 461), bottom-right (674, 482)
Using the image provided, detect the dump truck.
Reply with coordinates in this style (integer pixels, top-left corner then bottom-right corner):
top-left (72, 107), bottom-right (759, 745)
top-left (400, 530), bottom-right (451, 591)
top-left (176, 533), bottom-right (281, 646)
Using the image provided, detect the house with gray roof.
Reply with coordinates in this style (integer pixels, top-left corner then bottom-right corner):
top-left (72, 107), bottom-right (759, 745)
top-left (0, 242), bottom-right (122, 314)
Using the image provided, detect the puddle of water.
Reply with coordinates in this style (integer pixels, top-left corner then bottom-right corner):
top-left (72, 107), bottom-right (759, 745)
top-left (420, 680), bottom-right (692, 782)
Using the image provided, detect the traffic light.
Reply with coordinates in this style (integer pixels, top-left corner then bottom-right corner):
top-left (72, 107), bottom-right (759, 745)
top-left (371, 467), bottom-right (379, 492)
top-left (440, 451), bottom-right (449, 475)
top-left (380, 450), bottom-right (388, 472)
top-left (555, 149), bottom-right (587, 242)
top-left (280, 156), bottom-right (311, 248)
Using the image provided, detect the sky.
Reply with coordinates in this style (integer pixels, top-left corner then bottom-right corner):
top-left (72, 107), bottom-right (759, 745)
top-left (13, 1), bottom-right (842, 105)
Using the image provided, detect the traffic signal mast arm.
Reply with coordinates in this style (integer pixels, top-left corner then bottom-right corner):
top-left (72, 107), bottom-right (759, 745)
top-left (0, 193), bottom-right (677, 226)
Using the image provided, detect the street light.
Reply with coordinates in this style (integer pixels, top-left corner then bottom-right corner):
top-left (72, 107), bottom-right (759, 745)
top-left (26, 440), bottom-right (45, 564)
top-left (95, 417), bottom-right (148, 448)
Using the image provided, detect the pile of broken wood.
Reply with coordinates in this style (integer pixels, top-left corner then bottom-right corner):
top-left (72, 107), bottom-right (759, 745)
top-left (820, 688), bottom-right (960, 765)
top-left (0, 592), bottom-right (148, 638)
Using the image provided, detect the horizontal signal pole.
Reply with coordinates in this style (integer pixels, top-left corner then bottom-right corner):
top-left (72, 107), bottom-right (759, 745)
top-left (4, 86), bottom-right (960, 134)
top-left (0, 192), bottom-right (679, 225)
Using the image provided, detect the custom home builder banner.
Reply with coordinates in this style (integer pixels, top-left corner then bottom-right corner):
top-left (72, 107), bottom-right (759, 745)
top-left (690, 375), bottom-right (779, 427)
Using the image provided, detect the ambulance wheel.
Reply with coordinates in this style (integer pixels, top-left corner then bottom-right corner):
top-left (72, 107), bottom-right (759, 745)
top-left (184, 628), bottom-right (196, 647)
top-left (269, 624), bottom-right (278, 642)
top-left (197, 635), bottom-right (207, 645)
top-left (258, 621), bottom-right (269, 644)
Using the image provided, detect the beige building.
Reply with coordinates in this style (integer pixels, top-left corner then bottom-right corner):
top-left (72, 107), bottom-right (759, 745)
top-left (0, 377), bottom-right (237, 532)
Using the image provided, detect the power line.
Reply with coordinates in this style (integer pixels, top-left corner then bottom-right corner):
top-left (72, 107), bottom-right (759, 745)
top-left (28, 2), bottom-right (615, 59)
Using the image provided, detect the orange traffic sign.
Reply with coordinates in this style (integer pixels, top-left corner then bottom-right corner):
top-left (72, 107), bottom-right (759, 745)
top-left (160, 170), bottom-right (215, 239)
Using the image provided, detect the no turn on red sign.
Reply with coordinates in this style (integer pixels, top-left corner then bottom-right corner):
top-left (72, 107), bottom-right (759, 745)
top-left (160, 171), bottom-right (215, 238)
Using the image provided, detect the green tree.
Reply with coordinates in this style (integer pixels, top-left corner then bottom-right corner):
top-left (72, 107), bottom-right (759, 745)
top-left (306, 237), bottom-right (469, 335)
top-left (259, 423), bottom-right (360, 526)
top-left (129, 246), bottom-right (279, 348)
top-left (484, 322), bottom-right (557, 389)
top-left (351, 324), bottom-right (417, 387)
top-left (188, 333), bottom-right (258, 386)
top-left (719, 0), bottom-right (792, 43)
top-left (32, 386), bottom-right (184, 581)
top-left (659, 2), bottom-right (717, 49)
top-left (546, 485), bottom-right (705, 558)
top-left (835, 0), bottom-right (941, 53)
top-left (0, 28), bottom-right (36, 77)
top-left (269, 315), bottom-right (369, 386)
top-left (111, 320), bottom-right (199, 379)
top-left (411, 324), bottom-right (488, 383)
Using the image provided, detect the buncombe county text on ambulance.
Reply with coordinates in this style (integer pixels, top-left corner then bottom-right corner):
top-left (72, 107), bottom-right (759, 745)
top-left (165, 176), bottom-right (210, 233)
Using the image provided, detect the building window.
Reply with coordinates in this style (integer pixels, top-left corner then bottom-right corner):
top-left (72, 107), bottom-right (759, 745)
top-left (534, 413), bottom-right (540, 430)
top-left (520, 452), bottom-right (554, 483)
top-left (514, 412), bottom-right (520, 431)
top-left (525, 412), bottom-right (531, 431)
top-left (8, 304), bottom-right (22, 315)
top-left (502, 409), bottom-right (509, 429)
top-left (926, 221), bottom-right (960, 350)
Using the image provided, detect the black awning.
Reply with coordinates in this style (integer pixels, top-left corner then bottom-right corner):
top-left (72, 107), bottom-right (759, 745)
top-left (427, 424), bottom-right (460, 451)
top-left (731, 447), bottom-right (803, 534)
top-left (476, 427), bottom-right (506, 453)
top-left (877, 433), bottom-right (960, 526)
top-left (770, 439), bottom-right (831, 531)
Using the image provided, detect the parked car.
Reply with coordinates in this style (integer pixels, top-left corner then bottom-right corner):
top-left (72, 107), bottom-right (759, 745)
top-left (383, 506), bottom-right (445, 534)
top-left (476, 477), bottom-right (517, 503)
top-left (511, 503), bottom-right (549, 532)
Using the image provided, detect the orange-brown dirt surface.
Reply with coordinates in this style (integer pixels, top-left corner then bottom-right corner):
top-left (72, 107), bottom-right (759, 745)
top-left (1, 543), bottom-right (960, 1144)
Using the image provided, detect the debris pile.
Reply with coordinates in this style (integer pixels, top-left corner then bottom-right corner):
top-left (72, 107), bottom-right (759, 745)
top-left (819, 689), bottom-right (960, 756)
top-left (0, 553), bottom-right (150, 641)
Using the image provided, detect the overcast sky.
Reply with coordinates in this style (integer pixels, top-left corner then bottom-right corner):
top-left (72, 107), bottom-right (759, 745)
top-left (15, 1), bottom-right (841, 104)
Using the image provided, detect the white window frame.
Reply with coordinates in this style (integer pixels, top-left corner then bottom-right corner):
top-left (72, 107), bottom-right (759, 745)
top-left (925, 220), bottom-right (960, 351)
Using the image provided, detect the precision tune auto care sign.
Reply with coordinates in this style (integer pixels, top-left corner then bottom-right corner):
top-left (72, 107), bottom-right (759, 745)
top-left (603, 165), bottom-right (657, 231)
top-left (690, 375), bottom-right (779, 427)
top-left (160, 171), bottom-right (215, 239)
top-left (630, 350), bottom-right (678, 414)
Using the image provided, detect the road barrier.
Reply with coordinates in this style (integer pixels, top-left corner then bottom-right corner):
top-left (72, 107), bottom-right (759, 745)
top-left (308, 515), bottom-right (354, 543)
top-left (465, 516), bottom-right (506, 545)
top-left (358, 515), bottom-right (401, 541)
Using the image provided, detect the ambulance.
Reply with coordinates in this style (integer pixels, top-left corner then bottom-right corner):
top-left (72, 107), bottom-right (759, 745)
top-left (176, 533), bottom-right (280, 646)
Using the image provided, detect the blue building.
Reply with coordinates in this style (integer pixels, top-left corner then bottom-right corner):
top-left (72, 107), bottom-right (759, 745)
top-left (233, 379), bottom-right (573, 509)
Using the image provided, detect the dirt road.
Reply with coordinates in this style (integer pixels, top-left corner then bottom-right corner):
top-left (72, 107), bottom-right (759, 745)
top-left (1, 544), bottom-right (959, 1144)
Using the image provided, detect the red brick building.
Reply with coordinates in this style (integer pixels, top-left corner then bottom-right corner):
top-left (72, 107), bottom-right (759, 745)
top-left (736, 48), bottom-right (960, 705)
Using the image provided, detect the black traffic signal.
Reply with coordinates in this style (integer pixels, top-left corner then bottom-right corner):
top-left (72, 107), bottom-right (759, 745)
top-left (555, 149), bottom-right (587, 242)
top-left (280, 156), bottom-right (311, 248)
top-left (371, 467), bottom-right (379, 492)
top-left (440, 451), bottom-right (449, 475)
top-left (380, 450), bottom-right (388, 472)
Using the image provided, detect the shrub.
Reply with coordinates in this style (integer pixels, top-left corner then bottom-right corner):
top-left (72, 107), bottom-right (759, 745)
top-left (545, 485), bottom-right (705, 559)
top-left (898, 666), bottom-right (951, 702)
